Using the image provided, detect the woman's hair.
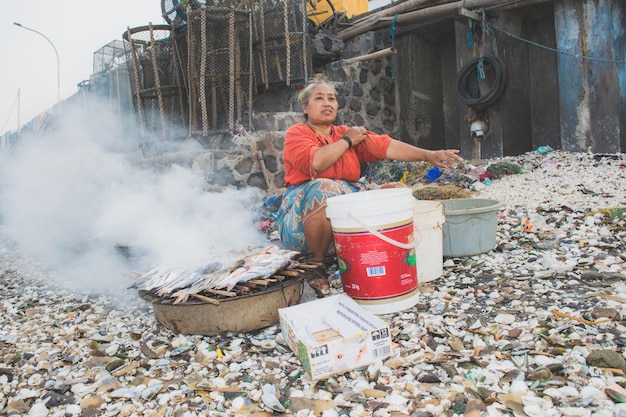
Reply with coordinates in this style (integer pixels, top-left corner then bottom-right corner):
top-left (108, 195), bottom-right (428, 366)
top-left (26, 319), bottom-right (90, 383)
top-left (297, 79), bottom-right (336, 107)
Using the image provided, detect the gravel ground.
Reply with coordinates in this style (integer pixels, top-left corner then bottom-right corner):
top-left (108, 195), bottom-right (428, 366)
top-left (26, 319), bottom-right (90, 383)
top-left (1, 150), bottom-right (625, 417)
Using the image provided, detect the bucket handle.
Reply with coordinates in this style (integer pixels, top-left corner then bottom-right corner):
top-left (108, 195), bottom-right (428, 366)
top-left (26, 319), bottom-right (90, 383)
top-left (347, 212), bottom-right (419, 250)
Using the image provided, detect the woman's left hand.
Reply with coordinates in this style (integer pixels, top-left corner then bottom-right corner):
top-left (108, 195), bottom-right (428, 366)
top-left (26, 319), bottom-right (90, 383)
top-left (427, 149), bottom-right (464, 169)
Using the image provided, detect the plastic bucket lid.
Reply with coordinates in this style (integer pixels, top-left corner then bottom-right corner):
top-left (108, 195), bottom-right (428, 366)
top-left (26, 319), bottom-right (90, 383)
top-left (326, 188), bottom-right (415, 222)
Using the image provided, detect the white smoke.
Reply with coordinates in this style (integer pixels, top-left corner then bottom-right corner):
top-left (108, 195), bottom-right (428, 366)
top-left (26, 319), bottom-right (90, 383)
top-left (0, 99), bottom-right (268, 295)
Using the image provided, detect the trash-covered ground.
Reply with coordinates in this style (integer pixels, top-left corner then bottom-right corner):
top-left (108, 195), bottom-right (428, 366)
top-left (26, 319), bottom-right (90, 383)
top-left (1, 149), bottom-right (625, 417)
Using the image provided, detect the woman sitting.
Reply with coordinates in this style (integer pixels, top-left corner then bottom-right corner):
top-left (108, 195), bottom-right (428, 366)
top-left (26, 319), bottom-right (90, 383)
top-left (277, 80), bottom-right (463, 296)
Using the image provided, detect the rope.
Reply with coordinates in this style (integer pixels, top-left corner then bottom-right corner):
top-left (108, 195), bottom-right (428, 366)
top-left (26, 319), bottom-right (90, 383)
top-left (171, 32), bottom-right (187, 129)
top-left (389, 14), bottom-right (398, 80)
top-left (148, 24), bottom-right (168, 141)
top-left (126, 28), bottom-right (146, 138)
top-left (284, 0), bottom-right (291, 86)
top-left (302, 0), bottom-right (308, 81)
top-left (476, 57), bottom-right (485, 80)
top-left (479, 8), bottom-right (486, 42)
top-left (199, 7), bottom-right (209, 135)
top-left (228, 10), bottom-right (235, 130)
top-left (489, 22), bottom-right (626, 64)
top-left (259, 0), bottom-right (269, 89)
top-left (248, 5), bottom-right (254, 130)
top-left (186, 14), bottom-right (193, 135)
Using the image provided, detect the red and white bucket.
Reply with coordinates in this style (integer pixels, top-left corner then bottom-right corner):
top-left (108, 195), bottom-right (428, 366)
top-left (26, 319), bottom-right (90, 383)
top-left (326, 188), bottom-right (419, 314)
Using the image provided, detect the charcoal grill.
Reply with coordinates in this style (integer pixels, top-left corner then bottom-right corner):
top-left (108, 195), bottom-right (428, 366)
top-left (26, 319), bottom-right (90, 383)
top-left (139, 269), bottom-right (310, 335)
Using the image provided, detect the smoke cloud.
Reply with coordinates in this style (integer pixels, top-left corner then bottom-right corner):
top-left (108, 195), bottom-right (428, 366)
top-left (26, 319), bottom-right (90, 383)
top-left (0, 99), bottom-right (267, 296)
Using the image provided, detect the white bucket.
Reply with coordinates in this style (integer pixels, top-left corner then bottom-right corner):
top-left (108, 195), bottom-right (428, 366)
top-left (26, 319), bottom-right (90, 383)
top-left (326, 188), bottom-right (420, 315)
top-left (413, 201), bottom-right (445, 283)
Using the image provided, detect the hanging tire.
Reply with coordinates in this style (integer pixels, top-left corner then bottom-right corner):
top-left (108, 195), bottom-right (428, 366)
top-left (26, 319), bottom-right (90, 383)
top-left (454, 55), bottom-right (507, 110)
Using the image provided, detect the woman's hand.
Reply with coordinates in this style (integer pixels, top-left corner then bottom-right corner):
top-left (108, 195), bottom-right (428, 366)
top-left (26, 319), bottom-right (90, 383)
top-left (426, 149), bottom-right (464, 169)
top-left (344, 126), bottom-right (369, 146)
top-left (311, 126), bottom-right (369, 173)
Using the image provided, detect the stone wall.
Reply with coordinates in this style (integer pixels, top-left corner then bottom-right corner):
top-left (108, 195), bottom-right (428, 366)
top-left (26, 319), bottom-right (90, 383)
top-left (143, 130), bottom-right (290, 196)
top-left (163, 31), bottom-right (398, 195)
top-left (327, 31), bottom-right (399, 137)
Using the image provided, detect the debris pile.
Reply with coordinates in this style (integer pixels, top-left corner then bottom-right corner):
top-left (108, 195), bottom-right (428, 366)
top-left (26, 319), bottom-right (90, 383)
top-left (0, 149), bottom-right (624, 416)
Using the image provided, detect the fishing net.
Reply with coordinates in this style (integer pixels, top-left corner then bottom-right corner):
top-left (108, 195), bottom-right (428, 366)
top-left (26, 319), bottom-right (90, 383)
top-left (123, 24), bottom-right (188, 142)
top-left (252, 0), bottom-right (310, 90)
top-left (187, 5), bottom-right (254, 135)
top-left (186, 0), bottom-right (310, 135)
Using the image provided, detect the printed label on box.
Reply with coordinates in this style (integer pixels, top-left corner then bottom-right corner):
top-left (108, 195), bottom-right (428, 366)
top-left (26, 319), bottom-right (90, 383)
top-left (279, 294), bottom-right (394, 380)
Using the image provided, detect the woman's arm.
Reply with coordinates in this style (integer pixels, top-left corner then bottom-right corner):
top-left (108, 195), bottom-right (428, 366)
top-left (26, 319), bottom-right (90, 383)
top-left (311, 126), bottom-right (367, 173)
top-left (311, 139), bottom-right (351, 173)
top-left (385, 139), bottom-right (463, 169)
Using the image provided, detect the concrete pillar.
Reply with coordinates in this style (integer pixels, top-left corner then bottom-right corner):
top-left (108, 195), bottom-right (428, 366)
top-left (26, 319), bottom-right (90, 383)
top-left (554, 0), bottom-right (623, 153)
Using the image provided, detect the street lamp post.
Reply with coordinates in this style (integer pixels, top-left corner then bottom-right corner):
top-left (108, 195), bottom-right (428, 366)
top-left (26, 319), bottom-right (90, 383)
top-left (14, 22), bottom-right (61, 104)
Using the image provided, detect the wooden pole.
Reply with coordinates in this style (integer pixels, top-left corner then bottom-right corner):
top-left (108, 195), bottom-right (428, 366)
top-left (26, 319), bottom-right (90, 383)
top-left (343, 47), bottom-right (396, 64)
top-left (350, 0), bottom-right (437, 26)
top-left (337, 0), bottom-right (551, 41)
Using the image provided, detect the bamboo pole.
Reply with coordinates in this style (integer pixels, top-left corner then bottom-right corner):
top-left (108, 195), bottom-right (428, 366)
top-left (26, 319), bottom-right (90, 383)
top-left (337, 0), bottom-right (551, 41)
top-left (343, 47), bottom-right (396, 64)
top-left (350, 0), bottom-right (438, 26)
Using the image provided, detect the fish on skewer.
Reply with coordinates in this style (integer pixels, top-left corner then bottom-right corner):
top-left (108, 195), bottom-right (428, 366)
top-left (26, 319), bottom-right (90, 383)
top-left (155, 268), bottom-right (197, 296)
top-left (171, 269), bottom-right (229, 304)
top-left (137, 266), bottom-right (186, 293)
top-left (159, 262), bottom-right (222, 300)
top-left (132, 244), bottom-right (301, 300)
top-left (137, 260), bottom-right (227, 295)
top-left (215, 246), bottom-right (301, 291)
top-left (169, 257), bottom-right (246, 303)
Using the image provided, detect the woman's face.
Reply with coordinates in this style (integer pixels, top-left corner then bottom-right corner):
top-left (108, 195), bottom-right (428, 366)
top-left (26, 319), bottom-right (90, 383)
top-left (303, 83), bottom-right (338, 125)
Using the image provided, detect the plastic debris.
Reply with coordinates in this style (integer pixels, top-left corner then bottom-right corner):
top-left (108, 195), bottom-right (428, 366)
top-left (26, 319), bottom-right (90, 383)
top-left (537, 145), bottom-right (553, 154)
top-left (424, 166), bottom-right (441, 181)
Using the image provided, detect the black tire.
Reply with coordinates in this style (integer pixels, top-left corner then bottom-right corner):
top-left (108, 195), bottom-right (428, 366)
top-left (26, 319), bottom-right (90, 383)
top-left (454, 55), bottom-right (507, 110)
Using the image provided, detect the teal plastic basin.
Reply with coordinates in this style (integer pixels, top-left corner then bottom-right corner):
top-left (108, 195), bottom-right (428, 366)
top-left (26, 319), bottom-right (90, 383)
top-left (438, 199), bottom-right (504, 257)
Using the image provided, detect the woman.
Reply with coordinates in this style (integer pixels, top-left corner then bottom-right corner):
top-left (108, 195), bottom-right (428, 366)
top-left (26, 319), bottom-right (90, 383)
top-left (278, 80), bottom-right (463, 296)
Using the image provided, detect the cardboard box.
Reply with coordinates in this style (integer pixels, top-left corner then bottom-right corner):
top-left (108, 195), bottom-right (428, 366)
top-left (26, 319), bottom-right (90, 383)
top-left (278, 294), bottom-right (393, 380)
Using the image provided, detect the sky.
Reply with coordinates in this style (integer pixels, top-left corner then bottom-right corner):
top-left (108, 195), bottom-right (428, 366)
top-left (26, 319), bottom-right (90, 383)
top-left (0, 1), bottom-right (166, 136)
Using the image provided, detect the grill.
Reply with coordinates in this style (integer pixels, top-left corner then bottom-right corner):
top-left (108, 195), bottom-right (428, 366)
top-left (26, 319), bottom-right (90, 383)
top-left (139, 264), bottom-right (319, 335)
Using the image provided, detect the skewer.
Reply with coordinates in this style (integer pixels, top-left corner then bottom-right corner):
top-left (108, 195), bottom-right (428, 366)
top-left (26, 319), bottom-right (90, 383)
top-left (298, 263), bottom-right (323, 269)
top-left (190, 293), bottom-right (221, 305)
top-left (276, 270), bottom-right (299, 277)
top-left (233, 285), bottom-right (251, 293)
top-left (241, 281), bottom-right (264, 289)
top-left (204, 288), bottom-right (238, 297)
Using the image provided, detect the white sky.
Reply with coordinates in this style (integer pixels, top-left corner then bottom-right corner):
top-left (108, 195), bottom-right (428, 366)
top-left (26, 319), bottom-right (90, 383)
top-left (0, 1), bottom-right (165, 136)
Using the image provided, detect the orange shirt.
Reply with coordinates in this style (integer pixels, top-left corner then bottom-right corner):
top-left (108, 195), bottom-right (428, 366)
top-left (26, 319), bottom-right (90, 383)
top-left (283, 123), bottom-right (392, 187)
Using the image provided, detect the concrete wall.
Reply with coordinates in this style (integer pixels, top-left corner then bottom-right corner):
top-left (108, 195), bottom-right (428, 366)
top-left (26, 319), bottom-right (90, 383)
top-left (384, 0), bottom-right (623, 158)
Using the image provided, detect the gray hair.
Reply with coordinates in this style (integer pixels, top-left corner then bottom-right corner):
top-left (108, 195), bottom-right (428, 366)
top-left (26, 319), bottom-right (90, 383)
top-left (297, 80), bottom-right (336, 107)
